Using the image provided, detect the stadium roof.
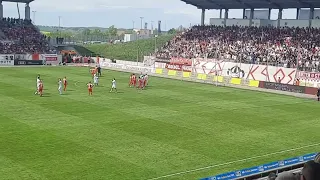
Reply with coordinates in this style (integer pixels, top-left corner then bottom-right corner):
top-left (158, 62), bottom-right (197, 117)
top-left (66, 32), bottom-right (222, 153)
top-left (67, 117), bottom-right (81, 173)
top-left (2, 0), bottom-right (34, 3)
top-left (180, 0), bottom-right (320, 10)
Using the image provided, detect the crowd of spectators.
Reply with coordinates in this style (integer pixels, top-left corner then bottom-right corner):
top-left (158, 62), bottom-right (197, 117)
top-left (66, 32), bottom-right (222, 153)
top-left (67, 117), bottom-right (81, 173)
top-left (155, 25), bottom-right (320, 71)
top-left (0, 18), bottom-right (55, 54)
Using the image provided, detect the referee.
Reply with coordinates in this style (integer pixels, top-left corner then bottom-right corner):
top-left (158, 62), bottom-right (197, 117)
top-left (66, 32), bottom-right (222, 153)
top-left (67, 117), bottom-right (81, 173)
top-left (97, 66), bottom-right (101, 76)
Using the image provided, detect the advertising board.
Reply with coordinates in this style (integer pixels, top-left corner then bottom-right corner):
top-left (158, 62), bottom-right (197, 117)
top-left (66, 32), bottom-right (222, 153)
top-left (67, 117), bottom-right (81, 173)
top-left (0, 54), bottom-right (14, 66)
top-left (201, 153), bottom-right (316, 180)
top-left (261, 81), bottom-right (305, 93)
top-left (42, 54), bottom-right (58, 61)
top-left (0, 54), bottom-right (14, 61)
top-left (0, 60), bottom-right (14, 66)
top-left (14, 60), bottom-right (44, 66)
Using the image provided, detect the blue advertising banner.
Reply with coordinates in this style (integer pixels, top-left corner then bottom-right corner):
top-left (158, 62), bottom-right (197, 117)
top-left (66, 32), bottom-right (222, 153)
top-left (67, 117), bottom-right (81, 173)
top-left (201, 153), bottom-right (316, 180)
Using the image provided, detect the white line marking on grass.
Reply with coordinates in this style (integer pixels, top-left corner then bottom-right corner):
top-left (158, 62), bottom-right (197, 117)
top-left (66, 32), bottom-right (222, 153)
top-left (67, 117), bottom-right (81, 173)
top-left (74, 81), bottom-right (80, 87)
top-left (147, 143), bottom-right (320, 180)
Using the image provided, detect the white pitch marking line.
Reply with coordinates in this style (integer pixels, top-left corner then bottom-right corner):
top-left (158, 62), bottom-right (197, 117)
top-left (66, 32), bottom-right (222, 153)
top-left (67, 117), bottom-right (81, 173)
top-left (147, 143), bottom-right (320, 180)
top-left (74, 81), bottom-right (80, 87)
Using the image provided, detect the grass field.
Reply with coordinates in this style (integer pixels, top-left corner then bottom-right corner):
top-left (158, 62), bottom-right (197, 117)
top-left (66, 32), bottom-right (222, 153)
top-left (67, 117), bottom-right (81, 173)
top-left (0, 67), bottom-right (319, 180)
top-left (85, 34), bottom-right (174, 61)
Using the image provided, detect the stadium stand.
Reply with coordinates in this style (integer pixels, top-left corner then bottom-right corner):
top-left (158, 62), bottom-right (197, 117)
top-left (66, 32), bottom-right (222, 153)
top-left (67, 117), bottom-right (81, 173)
top-left (155, 26), bottom-right (320, 72)
top-left (152, 0), bottom-right (320, 73)
top-left (0, 0), bottom-right (54, 54)
top-left (0, 18), bottom-right (54, 54)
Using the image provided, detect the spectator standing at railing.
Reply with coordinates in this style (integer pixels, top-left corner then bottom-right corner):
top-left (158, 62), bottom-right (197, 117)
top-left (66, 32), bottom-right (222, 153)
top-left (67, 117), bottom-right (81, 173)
top-left (314, 153), bottom-right (320, 163)
top-left (275, 160), bottom-right (320, 180)
top-left (300, 160), bottom-right (320, 180)
top-left (268, 172), bottom-right (277, 180)
top-left (275, 171), bottom-right (298, 180)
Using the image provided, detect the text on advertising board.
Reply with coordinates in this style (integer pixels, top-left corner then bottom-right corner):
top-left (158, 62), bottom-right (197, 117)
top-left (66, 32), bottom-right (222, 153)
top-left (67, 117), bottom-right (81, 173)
top-left (101, 62), bottom-right (154, 73)
top-left (43, 54), bottom-right (58, 61)
top-left (298, 71), bottom-right (320, 80)
top-left (0, 54), bottom-right (14, 61)
top-left (0, 60), bottom-right (14, 66)
top-left (170, 57), bottom-right (192, 65)
top-left (14, 60), bottom-right (44, 65)
top-left (262, 82), bottom-right (305, 93)
top-left (165, 64), bottom-right (192, 72)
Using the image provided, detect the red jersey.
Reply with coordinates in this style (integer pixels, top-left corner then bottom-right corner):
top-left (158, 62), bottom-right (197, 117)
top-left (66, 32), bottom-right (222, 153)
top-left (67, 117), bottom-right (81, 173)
top-left (132, 75), bottom-right (136, 82)
top-left (63, 78), bottom-right (67, 85)
top-left (39, 83), bottom-right (43, 90)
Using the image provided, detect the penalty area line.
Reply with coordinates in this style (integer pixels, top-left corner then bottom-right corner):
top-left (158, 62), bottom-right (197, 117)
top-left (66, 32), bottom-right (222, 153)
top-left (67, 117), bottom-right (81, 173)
top-left (147, 143), bottom-right (320, 180)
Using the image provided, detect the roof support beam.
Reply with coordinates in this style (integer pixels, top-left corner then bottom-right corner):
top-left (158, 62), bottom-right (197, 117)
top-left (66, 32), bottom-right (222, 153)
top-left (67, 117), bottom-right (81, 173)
top-left (233, 0), bottom-right (253, 9)
top-left (181, 0), bottom-right (205, 9)
top-left (262, 0), bottom-right (282, 9)
top-left (205, 0), bottom-right (227, 9)
top-left (296, 0), bottom-right (312, 8)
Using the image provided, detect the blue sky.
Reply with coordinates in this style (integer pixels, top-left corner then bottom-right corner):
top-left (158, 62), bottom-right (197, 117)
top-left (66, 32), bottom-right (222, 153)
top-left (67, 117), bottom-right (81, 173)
top-left (2, 0), bottom-right (298, 29)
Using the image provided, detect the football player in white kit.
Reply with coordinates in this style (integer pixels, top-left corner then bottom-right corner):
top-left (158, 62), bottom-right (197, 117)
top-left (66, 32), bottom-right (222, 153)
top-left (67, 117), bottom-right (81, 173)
top-left (58, 78), bottom-right (63, 95)
top-left (110, 78), bottom-right (117, 93)
top-left (35, 75), bottom-right (41, 95)
top-left (93, 74), bottom-right (99, 86)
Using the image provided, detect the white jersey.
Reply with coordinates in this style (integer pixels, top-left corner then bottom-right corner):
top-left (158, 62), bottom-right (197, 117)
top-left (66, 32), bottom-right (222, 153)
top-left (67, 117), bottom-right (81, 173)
top-left (58, 80), bottom-right (62, 88)
top-left (94, 75), bottom-right (99, 83)
top-left (111, 80), bottom-right (116, 88)
top-left (37, 78), bottom-right (41, 87)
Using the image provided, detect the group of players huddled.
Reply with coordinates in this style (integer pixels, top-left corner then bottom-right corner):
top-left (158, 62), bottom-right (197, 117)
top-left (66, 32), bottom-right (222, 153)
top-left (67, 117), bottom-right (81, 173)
top-left (34, 69), bottom-right (149, 97)
top-left (129, 73), bottom-right (148, 89)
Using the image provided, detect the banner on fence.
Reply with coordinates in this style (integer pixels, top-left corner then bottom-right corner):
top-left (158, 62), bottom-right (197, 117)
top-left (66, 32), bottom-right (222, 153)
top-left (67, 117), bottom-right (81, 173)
top-left (160, 57), bottom-right (192, 72)
top-left (101, 62), bottom-right (154, 73)
top-left (170, 57), bottom-right (192, 65)
top-left (201, 153), bottom-right (317, 180)
top-left (165, 64), bottom-right (192, 72)
top-left (191, 58), bottom-right (297, 84)
top-left (14, 60), bottom-right (44, 65)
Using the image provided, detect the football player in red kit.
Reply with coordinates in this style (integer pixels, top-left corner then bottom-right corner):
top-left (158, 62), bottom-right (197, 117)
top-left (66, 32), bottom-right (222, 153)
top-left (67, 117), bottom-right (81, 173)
top-left (138, 74), bottom-right (144, 89)
top-left (87, 81), bottom-right (93, 95)
top-left (63, 77), bottom-right (68, 91)
top-left (129, 74), bottom-right (137, 87)
top-left (143, 74), bottom-right (148, 88)
top-left (38, 80), bottom-right (44, 97)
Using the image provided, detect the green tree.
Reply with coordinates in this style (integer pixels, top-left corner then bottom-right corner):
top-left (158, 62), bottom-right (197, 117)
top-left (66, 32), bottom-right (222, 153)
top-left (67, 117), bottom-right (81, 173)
top-left (108, 25), bottom-right (118, 37)
top-left (82, 28), bottom-right (91, 36)
top-left (168, 28), bottom-right (176, 34)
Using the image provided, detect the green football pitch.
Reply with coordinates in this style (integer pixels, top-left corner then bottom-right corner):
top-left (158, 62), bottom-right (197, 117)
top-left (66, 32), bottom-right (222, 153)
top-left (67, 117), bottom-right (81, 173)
top-left (0, 67), bottom-right (319, 180)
